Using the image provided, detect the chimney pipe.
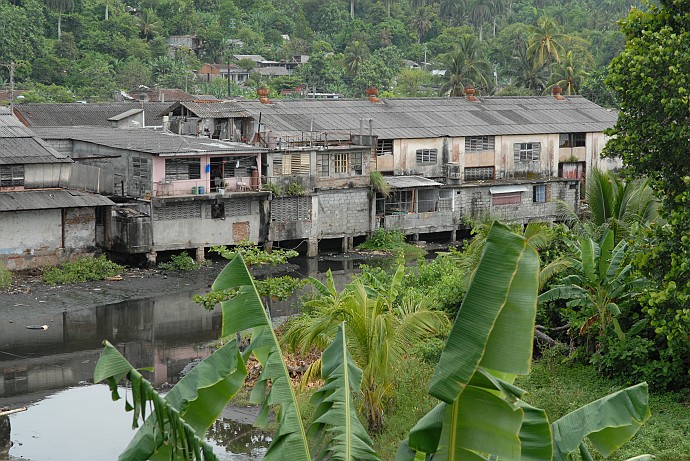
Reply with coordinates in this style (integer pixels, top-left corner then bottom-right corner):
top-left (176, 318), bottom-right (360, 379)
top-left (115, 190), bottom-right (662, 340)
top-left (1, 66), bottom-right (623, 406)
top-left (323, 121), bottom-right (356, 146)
top-left (552, 85), bottom-right (565, 100)
top-left (257, 86), bottom-right (271, 104)
top-left (463, 85), bottom-right (477, 102)
top-left (366, 86), bottom-right (380, 103)
top-left (368, 118), bottom-right (373, 137)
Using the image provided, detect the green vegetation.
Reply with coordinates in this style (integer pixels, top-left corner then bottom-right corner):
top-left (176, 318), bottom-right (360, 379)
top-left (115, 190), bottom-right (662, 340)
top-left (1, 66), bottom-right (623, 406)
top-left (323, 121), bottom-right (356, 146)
top-left (369, 170), bottom-right (390, 197)
top-left (43, 255), bottom-right (124, 285)
top-left (210, 240), bottom-right (298, 266)
top-left (357, 228), bottom-right (425, 259)
top-left (285, 181), bottom-right (306, 196)
top-left (1, 0), bottom-right (635, 102)
top-left (95, 223), bottom-right (652, 461)
top-left (255, 275), bottom-right (308, 301)
top-left (261, 182), bottom-right (282, 196)
top-left (0, 263), bottom-right (11, 290)
top-left (158, 251), bottom-right (200, 271)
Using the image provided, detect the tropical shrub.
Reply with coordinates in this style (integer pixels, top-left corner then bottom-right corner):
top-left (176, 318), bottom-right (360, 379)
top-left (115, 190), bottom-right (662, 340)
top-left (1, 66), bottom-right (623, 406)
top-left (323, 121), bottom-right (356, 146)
top-left (158, 251), bottom-right (199, 271)
top-left (210, 240), bottom-right (298, 266)
top-left (357, 228), bottom-right (425, 259)
top-left (94, 222), bottom-right (652, 461)
top-left (43, 255), bottom-right (124, 285)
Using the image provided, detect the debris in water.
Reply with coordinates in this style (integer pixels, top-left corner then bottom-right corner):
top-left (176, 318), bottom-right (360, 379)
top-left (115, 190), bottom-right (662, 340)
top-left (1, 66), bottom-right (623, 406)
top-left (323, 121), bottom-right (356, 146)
top-left (26, 325), bottom-right (49, 330)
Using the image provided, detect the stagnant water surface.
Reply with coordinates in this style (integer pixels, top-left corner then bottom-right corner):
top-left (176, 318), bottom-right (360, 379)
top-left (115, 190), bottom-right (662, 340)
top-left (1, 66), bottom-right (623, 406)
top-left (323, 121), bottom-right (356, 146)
top-left (1, 290), bottom-right (272, 461)
top-left (1, 254), bottom-right (374, 461)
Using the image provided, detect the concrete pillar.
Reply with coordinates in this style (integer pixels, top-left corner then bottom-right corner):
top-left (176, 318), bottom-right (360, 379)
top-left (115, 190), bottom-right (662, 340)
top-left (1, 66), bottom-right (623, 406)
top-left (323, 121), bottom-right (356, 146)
top-left (195, 247), bottom-right (205, 263)
top-left (307, 237), bottom-right (318, 257)
top-left (412, 233), bottom-right (420, 242)
top-left (450, 229), bottom-right (457, 242)
top-left (306, 255), bottom-right (318, 278)
top-left (342, 236), bottom-right (354, 253)
top-left (146, 250), bottom-right (157, 267)
top-left (264, 241), bottom-right (273, 252)
top-left (1, 412), bottom-right (11, 457)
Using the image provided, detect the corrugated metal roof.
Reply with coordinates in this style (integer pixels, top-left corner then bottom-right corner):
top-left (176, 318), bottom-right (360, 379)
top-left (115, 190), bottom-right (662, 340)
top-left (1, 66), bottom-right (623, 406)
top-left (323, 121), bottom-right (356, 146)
top-left (0, 107), bottom-right (72, 164)
top-left (161, 101), bottom-right (253, 118)
top-left (233, 96), bottom-right (617, 139)
top-left (33, 126), bottom-right (267, 156)
top-left (108, 108), bottom-right (144, 121)
top-left (14, 102), bottom-right (173, 127)
top-left (385, 176), bottom-right (443, 189)
top-left (0, 189), bottom-right (114, 211)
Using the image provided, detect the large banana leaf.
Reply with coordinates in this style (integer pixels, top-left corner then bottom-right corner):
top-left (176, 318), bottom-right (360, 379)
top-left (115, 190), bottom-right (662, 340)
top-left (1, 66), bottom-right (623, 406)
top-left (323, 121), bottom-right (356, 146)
top-left (429, 222), bottom-right (540, 403)
top-left (551, 383), bottom-right (651, 461)
top-left (211, 254), bottom-right (311, 461)
top-left (308, 322), bottom-right (380, 461)
top-left (94, 339), bottom-right (246, 461)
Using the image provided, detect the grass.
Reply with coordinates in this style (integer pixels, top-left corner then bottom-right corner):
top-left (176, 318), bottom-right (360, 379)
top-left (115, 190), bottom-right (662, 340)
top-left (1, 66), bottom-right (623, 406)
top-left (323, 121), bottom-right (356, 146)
top-left (517, 350), bottom-right (690, 461)
top-left (357, 228), bottom-right (426, 259)
top-left (0, 263), bottom-right (11, 290)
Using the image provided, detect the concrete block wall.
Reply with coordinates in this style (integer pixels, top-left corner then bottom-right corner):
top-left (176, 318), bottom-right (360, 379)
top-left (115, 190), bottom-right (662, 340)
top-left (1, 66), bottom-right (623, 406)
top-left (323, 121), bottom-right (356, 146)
top-left (317, 189), bottom-right (370, 238)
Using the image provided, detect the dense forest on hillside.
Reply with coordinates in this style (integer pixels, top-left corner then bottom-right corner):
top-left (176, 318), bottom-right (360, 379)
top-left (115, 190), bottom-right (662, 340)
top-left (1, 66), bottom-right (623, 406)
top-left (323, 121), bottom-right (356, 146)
top-left (0, 0), bottom-right (638, 104)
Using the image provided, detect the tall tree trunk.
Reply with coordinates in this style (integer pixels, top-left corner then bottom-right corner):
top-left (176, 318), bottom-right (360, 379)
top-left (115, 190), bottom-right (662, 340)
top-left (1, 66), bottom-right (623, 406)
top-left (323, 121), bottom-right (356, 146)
top-left (350, 0), bottom-right (355, 18)
top-left (105, 0), bottom-right (109, 20)
top-left (57, 10), bottom-right (62, 39)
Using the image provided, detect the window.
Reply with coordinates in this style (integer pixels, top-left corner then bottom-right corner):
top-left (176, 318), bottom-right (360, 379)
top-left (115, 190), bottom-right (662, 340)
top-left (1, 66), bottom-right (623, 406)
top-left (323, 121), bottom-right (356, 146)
top-left (317, 153), bottom-right (329, 177)
top-left (376, 139), bottom-right (393, 155)
top-left (465, 136), bottom-right (495, 152)
top-left (334, 153), bottom-right (348, 174)
top-left (165, 158), bottom-right (201, 180)
top-left (464, 166), bottom-right (494, 181)
top-left (533, 184), bottom-right (547, 203)
top-left (0, 164), bottom-right (24, 187)
top-left (351, 152), bottom-right (363, 175)
top-left (492, 192), bottom-right (522, 206)
top-left (559, 133), bottom-right (586, 148)
top-left (514, 142), bottom-right (541, 162)
top-left (416, 148), bottom-right (437, 164)
top-left (132, 157), bottom-right (149, 180)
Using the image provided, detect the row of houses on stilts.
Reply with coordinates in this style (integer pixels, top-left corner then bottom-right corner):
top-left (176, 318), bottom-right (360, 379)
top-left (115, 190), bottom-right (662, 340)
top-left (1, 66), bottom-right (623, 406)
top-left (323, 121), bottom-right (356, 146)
top-left (0, 86), bottom-right (618, 270)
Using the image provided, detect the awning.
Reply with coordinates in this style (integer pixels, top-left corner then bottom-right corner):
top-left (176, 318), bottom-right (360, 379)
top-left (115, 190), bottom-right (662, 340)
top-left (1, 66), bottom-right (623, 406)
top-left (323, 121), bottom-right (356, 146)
top-left (0, 189), bottom-right (114, 212)
top-left (384, 176), bottom-right (443, 189)
top-left (489, 185), bottom-right (528, 195)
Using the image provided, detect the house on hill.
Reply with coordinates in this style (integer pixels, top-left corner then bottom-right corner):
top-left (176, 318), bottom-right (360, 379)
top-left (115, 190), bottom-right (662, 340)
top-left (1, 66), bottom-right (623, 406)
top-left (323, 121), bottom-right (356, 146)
top-left (0, 107), bottom-right (114, 270)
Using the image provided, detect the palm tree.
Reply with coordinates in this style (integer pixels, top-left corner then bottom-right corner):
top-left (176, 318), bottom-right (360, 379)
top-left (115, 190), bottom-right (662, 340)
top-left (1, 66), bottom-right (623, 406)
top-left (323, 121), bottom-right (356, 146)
top-left (546, 50), bottom-right (589, 95)
top-left (438, 36), bottom-right (493, 96)
top-left (507, 46), bottom-right (549, 94)
top-left (527, 16), bottom-right (566, 69)
top-left (45, 0), bottom-right (74, 39)
top-left (283, 266), bottom-right (449, 433)
top-left (411, 6), bottom-right (433, 43)
top-left (468, 0), bottom-right (491, 41)
top-left (557, 168), bottom-right (660, 243)
top-left (343, 40), bottom-right (370, 76)
top-left (440, 0), bottom-right (466, 24)
top-left (137, 8), bottom-right (162, 41)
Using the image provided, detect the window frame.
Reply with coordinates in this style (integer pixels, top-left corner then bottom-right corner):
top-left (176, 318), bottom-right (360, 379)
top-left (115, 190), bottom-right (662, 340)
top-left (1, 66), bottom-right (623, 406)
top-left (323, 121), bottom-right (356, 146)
top-left (316, 153), bottom-right (330, 177)
top-left (416, 148), bottom-right (438, 164)
top-left (164, 157), bottom-right (201, 181)
top-left (533, 184), bottom-right (547, 203)
top-left (464, 166), bottom-right (495, 181)
top-left (0, 164), bottom-right (24, 187)
top-left (559, 132), bottom-right (586, 148)
top-left (514, 142), bottom-right (541, 162)
top-left (465, 135), bottom-right (495, 152)
top-left (376, 139), bottom-right (393, 156)
top-left (333, 153), bottom-right (348, 174)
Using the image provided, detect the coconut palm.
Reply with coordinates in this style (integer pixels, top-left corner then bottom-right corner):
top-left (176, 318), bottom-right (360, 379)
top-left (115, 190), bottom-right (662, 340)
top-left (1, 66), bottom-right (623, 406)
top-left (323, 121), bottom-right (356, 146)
top-left (527, 16), bottom-right (566, 68)
top-left (411, 6), bottom-right (433, 43)
top-left (343, 40), bottom-right (370, 76)
top-left (468, 0), bottom-right (492, 41)
top-left (137, 8), bottom-right (163, 41)
top-left (283, 266), bottom-right (449, 433)
top-left (507, 46), bottom-right (548, 94)
top-left (45, 0), bottom-right (74, 39)
top-left (546, 50), bottom-right (589, 95)
top-left (557, 168), bottom-right (660, 243)
top-left (438, 35), bottom-right (493, 96)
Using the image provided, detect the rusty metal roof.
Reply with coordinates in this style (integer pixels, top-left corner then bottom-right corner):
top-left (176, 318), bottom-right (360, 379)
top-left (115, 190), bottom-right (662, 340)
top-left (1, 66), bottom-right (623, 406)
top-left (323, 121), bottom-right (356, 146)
top-left (0, 107), bottom-right (71, 164)
top-left (0, 189), bottom-right (114, 211)
top-left (33, 126), bottom-right (266, 156)
top-left (160, 101), bottom-right (252, 118)
top-left (14, 102), bottom-right (173, 127)
top-left (233, 96), bottom-right (617, 139)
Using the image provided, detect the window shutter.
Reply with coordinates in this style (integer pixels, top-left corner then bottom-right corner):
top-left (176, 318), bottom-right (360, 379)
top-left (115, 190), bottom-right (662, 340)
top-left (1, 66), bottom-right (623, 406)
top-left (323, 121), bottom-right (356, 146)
top-left (513, 143), bottom-right (520, 161)
top-left (533, 142), bottom-right (541, 161)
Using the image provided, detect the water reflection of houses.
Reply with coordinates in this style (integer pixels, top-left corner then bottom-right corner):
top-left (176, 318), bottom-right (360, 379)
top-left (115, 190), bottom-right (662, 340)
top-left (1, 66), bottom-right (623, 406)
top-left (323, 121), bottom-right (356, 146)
top-left (0, 293), bottom-right (221, 401)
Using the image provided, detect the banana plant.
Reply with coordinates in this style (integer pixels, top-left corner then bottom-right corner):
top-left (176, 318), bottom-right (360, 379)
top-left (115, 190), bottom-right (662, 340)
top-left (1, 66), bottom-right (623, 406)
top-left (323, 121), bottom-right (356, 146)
top-left (397, 222), bottom-right (652, 461)
top-left (539, 228), bottom-right (647, 341)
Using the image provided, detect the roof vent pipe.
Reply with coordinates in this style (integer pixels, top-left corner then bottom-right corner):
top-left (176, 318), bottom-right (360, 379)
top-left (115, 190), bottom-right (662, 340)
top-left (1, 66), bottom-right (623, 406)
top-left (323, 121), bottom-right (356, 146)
top-left (552, 85), bottom-right (565, 100)
top-left (360, 118), bottom-right (365, 137)
top-left (257, 86), bottom-right (271, 104)
top-left (366, 86), bottom-right (380, 103)
top-left (368, 118), bottom-right (373, 137)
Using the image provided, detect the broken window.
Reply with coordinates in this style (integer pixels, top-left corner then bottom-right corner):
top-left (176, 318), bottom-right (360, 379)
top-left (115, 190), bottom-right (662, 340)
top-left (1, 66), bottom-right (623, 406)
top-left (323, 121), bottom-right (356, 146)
top-left (376, 139), bottom-right (393, 155)
top-left (0, 164), bottom-right (24, 187)
top-left (465, 136), bottom-right (495, 152)
top-left (317, 153), bottom-right (329, 177)
top-left (351, 152), bottom-right (363, 175)
top-left (416, 148), bottom-right (437, 164)
top-left (132, 157), bottom-right (149, 180)
top-left (559, 133), bottom-right (586, 148)
top-left (165, 158), bottom-right (201, 180)
top-left (513, 142), bottom-right (541, 162)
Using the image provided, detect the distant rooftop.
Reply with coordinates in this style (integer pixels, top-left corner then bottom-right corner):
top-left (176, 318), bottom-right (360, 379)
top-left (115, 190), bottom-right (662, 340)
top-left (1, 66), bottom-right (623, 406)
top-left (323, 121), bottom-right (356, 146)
top-left (14, 102), bottom-right (173, 128)
top-left (0, 106), bottom-right (71, 165)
